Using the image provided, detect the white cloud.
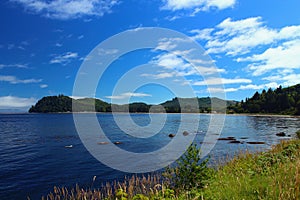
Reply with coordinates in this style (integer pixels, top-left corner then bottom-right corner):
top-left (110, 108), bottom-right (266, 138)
top-left (190, 28), bottom-right (214, 40)
top-left (162, 0), bottom-right (236, 11)
top-left (262, 71), bottom-right (300, 88)
top-left (146, 52), bottom-right (225, 79)
top-left (238, 40), bottom-right (300, 76)
top-left (280, 74), bottom-right (300, 87)
top-left (208, 82), bottom-right (280, 93)
top-left (105, 92), bottom-right (151, 100)
top-left (193, 77), bottom-right (252, 86)
top-left (192, 17), bottom-right (300, 56)
top-left (40, 84), bottom-right (48, 88)
top-left (0, 63), bottom-right (28, 69)
top-left (11, 0), bottom-right (119, 20)
top-left (50, 52), bottom-right (78, 65)
top-left (0, 75), bottom-right (42, 84)
top-left (190, 16), bottom-right (300, 81)
top-left (0, 96), bottom-right (36, 109)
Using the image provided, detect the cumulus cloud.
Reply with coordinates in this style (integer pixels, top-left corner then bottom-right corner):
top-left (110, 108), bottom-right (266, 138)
top-left (238, 40), bottom-right (300, 76)
top-left (192, 17), bottom-right (300, 56)
top-left (144, 52), bottom-right (225, 80)
top-left (0, 96), bottom-right (36, 109)
top-left (162, 0), bottom-right (236, 11)
top-left (191, 16), bottom-right (300, 81)
top-left (105, 92), bottom-right (151, 100)
top-left (11, 0), bottom-right (119, 20)
top-left (193, 77), bottom-right (252, 86)
top-left (0, 75), bottom-right (42, 84)
top-left (50, 52), bottom-right (78, 65)
top-left (262, 71), bottom-right (300, 88)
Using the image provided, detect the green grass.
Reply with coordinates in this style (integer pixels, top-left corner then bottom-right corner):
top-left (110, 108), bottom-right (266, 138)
top-left (40, 135), bottom-right (300, 200)
top-left (200, 139), bottom-right (300, 200)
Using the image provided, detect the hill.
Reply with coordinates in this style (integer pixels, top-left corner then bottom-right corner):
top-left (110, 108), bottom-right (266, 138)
top-left (160, 97), bottom-right (236, 113)
top-left (228, 84), bottom-right (300, 115)
top-left (28, 95), bottom-right (235, 113)
top-left (29, 95), bottom-right (110, 113)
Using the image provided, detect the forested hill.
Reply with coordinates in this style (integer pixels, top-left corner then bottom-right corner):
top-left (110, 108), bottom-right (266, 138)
top-left (28, 95), bottom-right (236, 113)
top-left (28, 95), bottom-right (110, 113)
top-left (228, 84), bottom-right (300, 115)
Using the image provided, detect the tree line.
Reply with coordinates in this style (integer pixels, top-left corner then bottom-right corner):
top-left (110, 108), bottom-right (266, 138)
top-left (29, 95), bottom-right (234, 113)
top-left (228, 84), bottom-right (300, 115)
top-left (29, 84), bottom-right (300, 115)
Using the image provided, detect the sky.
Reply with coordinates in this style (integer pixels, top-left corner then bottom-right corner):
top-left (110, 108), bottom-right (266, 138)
top-left (1, 0), bottom-right (300, 111)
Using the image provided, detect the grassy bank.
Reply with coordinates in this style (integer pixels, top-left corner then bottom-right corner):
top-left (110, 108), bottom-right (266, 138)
top-left (42, 136), bottom-right (300, 200)
top-left (199, 139), bottom-right (300, 200)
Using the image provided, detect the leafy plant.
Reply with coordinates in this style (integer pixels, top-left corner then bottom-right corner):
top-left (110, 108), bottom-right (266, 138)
top-left (115, 188), bottom-right (128, 200)
top-left (163, 143), bottom-right (213, 192)
top-left (132, 194), bottom-right (149, 200)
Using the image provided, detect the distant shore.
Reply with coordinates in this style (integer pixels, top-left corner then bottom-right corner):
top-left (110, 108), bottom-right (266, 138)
top-left (21, 111), bottom-right (300, 118)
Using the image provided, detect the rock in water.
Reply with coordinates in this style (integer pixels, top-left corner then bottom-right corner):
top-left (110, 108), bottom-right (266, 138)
top-left (218, 137), bottom-right (236, 141)
top-left (229, 140), bottom-right (242, 144)
top-left (246, 141), bottom-right (265, 144)
top-left (276, 132), bottom-right (286, 137)
top-left (114, 141), bottom-right (122, 145)
top-left (183, 131), bottom-right (189, 136)
top-left (169, 134), bottom-right (175, 138)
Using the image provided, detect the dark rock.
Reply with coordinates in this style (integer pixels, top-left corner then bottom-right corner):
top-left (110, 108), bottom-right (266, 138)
top-left (229, 140), bottom-right (242, 144)
top-left (114, 141), bottom-right (122, 145)
top-left (218, 137), bottom-right (236, 141)
top-left (183, 131), bottom-right (189, 136)
top-left (246, 141), bottom-right (265, 144)
top-left (240, 137), bottom-right (248, 139)
top-left (169, 134), bottom-right (175, 138)
top-left (276, 132), bottom-right (286, 137)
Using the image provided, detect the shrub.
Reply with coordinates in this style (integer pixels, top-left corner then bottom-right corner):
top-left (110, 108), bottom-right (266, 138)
top-left (163, 143), bottom-right (213, 193)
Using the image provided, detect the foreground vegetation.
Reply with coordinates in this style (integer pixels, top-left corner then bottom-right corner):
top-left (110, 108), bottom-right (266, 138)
top-left (41, 133), bottom-right (300, 200)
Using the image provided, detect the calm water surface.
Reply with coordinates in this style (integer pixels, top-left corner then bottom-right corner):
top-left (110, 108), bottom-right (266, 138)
top-left (0, 113), bottom-right (299, 199)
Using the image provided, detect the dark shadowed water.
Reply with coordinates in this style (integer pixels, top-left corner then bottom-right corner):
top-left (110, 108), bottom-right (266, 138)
top-left (0, 113), bottom-right (299, 200)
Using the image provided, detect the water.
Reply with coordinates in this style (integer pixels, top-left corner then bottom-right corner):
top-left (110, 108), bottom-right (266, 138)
top-left (0, 113), bottom-right (299, 199)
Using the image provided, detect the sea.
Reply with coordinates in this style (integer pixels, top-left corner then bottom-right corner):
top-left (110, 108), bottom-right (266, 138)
top-left (0, 113), bottom-right (299, 200)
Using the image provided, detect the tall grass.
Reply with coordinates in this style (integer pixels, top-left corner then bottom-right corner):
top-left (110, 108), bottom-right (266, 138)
top-left (201, 139), bottom-right (300, 200)
top-left (42, 174), bottom-right (164, 200)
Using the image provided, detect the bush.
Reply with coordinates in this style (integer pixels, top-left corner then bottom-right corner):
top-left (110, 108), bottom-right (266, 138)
top-left (163, 143), bottom-right (213, 193)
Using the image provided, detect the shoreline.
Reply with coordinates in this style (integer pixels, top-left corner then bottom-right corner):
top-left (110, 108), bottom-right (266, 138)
top-left (2, 111), bottom-right (299, 118)
top-left (23, 112), bottom-right (300, 118)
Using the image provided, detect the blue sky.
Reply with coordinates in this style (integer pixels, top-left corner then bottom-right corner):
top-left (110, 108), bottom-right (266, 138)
top-left (1, 0), bottom-right (300, 111)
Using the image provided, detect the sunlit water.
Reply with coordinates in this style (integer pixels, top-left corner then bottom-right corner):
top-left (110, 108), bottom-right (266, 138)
top-left (0, 113), bottom-right (299, 199)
